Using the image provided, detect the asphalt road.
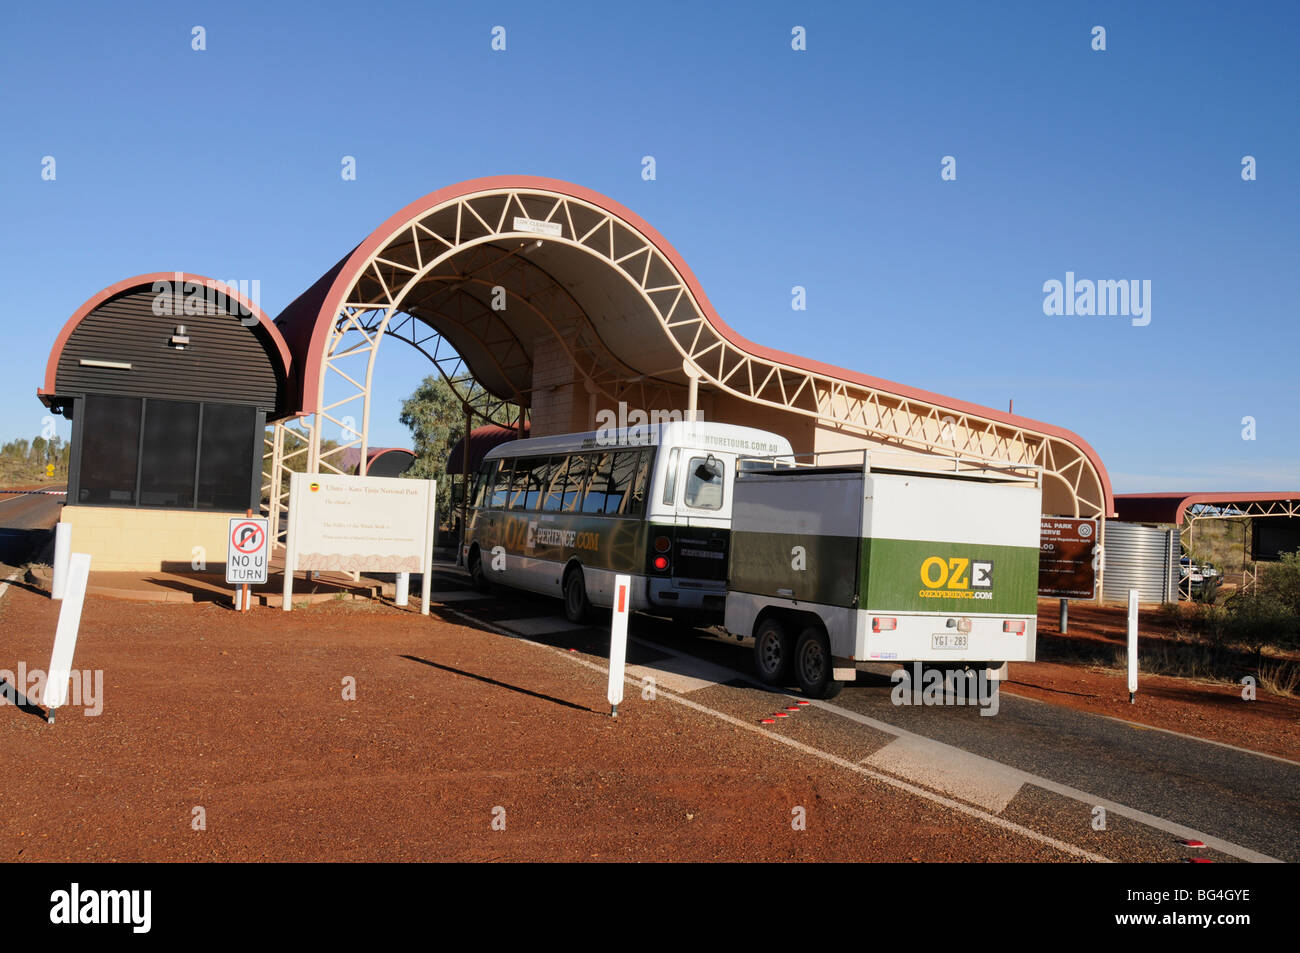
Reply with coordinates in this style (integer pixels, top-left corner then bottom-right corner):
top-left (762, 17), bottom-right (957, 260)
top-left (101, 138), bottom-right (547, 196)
top-left (421, 565), bottom-right (1299, 864)
top-left (0, 486), bottom-right (63, 568)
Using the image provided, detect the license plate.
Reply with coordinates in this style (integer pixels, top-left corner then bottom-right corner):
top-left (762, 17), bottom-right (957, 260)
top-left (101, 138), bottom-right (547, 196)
top-left (931, 633), bottom-right (968, 650)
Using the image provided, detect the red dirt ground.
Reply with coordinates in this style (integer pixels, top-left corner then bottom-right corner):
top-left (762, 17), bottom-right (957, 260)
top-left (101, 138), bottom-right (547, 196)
top-left (0, 581), bottom-right (1075, 863)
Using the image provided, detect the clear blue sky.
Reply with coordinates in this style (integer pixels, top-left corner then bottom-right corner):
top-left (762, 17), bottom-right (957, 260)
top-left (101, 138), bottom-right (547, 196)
top-left (1, 0), bottom-right (1296, 493)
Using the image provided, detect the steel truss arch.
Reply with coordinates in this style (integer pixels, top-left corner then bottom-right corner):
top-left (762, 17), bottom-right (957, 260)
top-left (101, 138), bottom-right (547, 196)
top-left (270, 177), bottom-right (1113, 548)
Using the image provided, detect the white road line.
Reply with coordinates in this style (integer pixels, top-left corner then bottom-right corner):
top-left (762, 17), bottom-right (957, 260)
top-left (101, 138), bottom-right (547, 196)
top-left (625, 653), bottom-right (738, 695)
top-left (432, 600), bottom-right (1285, 862)
top-left (0, 568), bottom-right (22, 601)
top-left (427, 590), bottom-right (491, 603)
top-left (813, 698), bottom-right (1282, 864)
top-left (864, 735), bottom-right (1026, 813)
top-left (501, 616), bottom-right (589, 637)
top-left (1002, 686), bottom-right (1300, 767)
top-left (436, 606), bottom-right (1108, 862)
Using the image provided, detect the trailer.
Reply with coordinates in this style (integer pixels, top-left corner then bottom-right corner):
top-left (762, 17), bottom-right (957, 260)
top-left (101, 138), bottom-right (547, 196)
top-left (724, 450), bottom-right (1043, 699)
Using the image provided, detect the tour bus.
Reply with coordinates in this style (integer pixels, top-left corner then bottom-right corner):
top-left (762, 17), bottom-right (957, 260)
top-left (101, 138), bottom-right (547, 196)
top-left (462, 421), bottom-right (793, 623)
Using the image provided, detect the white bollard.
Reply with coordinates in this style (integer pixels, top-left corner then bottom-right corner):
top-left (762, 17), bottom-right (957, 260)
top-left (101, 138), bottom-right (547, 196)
top-left (607, 574), bottom-right (631, 717)
top-left (1127, 588), bottom-right (1139, 703)
top-left (395, 572), bottom-right (410, 607)
top-left (51, 522), bottom-right (71, 600)
top-left (44, 552), bottom-right (91, 723)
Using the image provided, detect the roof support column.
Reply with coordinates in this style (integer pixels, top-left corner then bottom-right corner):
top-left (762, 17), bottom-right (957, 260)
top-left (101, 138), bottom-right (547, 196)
top-left (684, 359), bottom-right (702, 422)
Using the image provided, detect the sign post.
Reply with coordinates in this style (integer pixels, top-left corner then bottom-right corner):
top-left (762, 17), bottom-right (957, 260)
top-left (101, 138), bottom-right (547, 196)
top-left (607, 574), bottom-right (631, 718)
top-left (226, 516), bottom-right (269, 610)
top-left (43, 552), bottom-right (91, 724)
top-left (1038, 517), bottom-right (1099, 600)
top-left (1127, 588), bottom-right (1139, 703)
top-left (282, 473), bottom-right (436, 613)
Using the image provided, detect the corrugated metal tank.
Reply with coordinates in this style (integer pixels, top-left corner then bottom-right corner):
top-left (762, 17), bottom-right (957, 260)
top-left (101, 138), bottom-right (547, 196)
top-left (1102, 520), bottom-right (1179, 603)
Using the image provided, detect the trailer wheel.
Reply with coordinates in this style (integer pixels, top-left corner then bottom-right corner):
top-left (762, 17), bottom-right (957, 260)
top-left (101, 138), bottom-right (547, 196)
top-left (562, 566), bottom-right (591, 624)
top-left (753, 617), bottom-right (792, 685)
top-left (794, 625), bottom-right (843, 699)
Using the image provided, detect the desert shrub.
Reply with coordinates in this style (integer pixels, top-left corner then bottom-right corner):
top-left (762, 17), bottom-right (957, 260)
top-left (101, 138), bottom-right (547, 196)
top-left (1222, 590), bottom-right (1300, 655)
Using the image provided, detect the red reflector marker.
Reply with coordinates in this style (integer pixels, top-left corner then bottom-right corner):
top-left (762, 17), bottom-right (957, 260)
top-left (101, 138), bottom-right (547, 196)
top-left (796, 700), bottom-right (810, 706)
top-left (1181, 839), bottom-right (1206, 848)
top-left (760, 718), bottom-right (775, 725)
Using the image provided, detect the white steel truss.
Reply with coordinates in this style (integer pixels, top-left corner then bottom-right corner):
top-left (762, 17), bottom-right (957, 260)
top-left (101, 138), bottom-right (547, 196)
top-left (269, 185), bottom-right (1110, 542)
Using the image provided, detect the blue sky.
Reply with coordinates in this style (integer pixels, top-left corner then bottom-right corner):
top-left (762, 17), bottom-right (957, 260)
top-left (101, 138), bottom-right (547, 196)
top-left (1, 0), bottom-right (1296, 493)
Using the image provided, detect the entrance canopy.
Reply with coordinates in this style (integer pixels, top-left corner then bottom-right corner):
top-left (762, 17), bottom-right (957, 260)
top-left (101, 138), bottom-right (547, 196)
top-left (1115, 492), bottom-right (1300, 525)
top-left (270, 176), bottom-right (1113, 519)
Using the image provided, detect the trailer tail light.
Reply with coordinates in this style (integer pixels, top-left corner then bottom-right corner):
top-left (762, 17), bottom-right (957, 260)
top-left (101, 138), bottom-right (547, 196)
top-left (653, 536), bottom-right (671, 553)
top-left (872, 617), bottom-right (897, 633)
top-left (1003, 620), bottom-right (1026, 634)
top-left (653, 555), bottom-right (670, 572)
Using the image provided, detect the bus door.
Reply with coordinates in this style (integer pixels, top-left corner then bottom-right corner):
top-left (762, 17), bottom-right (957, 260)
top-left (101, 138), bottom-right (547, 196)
top-left (669, 450), bottom-right (731, 584)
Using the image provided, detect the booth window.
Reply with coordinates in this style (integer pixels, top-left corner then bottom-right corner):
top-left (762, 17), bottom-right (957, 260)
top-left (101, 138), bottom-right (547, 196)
top-left (75, 396), bottom-right (260, 511)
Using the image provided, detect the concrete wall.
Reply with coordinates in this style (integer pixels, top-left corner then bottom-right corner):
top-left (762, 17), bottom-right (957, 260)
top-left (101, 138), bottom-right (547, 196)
top-left (59, 505), bottom-right (231, 573)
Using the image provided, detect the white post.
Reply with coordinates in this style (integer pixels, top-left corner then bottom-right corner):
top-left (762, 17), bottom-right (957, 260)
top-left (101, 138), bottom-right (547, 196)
top-left (43, 552), bottom-right (91, 723)
top-left (51, 522), bottom-right (71, 600)
top-left (607, 574), bottom-right (631, 717)
top-left (420, 480), bottom-right (436, 616)
top-left (395, 573), bottom-right (410, 607)
top-left (1127, 588), bottom-right (1139, 703)
top-left (282, 472), bottom-right (299, 612)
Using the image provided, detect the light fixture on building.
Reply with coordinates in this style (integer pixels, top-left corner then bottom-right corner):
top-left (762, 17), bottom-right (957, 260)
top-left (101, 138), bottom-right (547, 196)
top-left (169, 325), bottom-right (190, 350)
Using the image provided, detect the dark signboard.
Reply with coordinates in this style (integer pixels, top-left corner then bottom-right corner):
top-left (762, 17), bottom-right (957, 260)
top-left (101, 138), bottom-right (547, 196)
top-left (1039, 517), bottom-right (1098, 598)
top-left (1252, 516), bottom-right (1300, 562)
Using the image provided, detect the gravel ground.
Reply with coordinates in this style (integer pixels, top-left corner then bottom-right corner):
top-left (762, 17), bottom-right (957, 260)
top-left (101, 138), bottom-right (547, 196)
top-left (0, 582), bottom-right (1076, 862)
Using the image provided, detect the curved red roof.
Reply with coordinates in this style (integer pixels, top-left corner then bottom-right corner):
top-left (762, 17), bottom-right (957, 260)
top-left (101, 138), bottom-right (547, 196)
top-left (1115, 492), bottom-right (1300, 525)
top-left (39, 271), bottom-right (293, 405)
top-left (273, 176), bottom-right (1113, 514)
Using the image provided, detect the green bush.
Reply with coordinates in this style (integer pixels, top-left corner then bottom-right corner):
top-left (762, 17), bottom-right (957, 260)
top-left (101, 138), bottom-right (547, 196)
top-left (1256, 550), bottom-right (1300, 617)
top-left (1222, 590), bottom-right (1300, 654)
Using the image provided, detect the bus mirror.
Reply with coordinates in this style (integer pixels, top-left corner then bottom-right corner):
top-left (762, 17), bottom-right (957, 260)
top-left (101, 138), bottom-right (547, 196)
top-left (452, 483), bottom-right (465, 504)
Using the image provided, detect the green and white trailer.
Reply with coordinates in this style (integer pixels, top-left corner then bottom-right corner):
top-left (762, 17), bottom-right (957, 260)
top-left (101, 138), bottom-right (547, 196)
top-left (725, 450), bottom-right (1043, 699)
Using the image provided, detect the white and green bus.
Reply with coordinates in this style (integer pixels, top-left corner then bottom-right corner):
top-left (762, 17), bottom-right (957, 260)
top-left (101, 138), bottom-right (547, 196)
top-left (462, 421), bottom-right (793, 623)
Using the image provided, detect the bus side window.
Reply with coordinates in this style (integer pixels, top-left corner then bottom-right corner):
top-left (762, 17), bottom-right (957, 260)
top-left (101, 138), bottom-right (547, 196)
top-left (561, 454), bottom-right (590, 512)
top-left (542, 456), bottom-right (569, 511)
top-left (507, 458), bottom-right (532, 510)
top-left (471, 461), bottom-right (493, 509)
top-left (582, 453), bottom-right (613, 513)
top-left (625, 448), bottom-right (652, 517)
top-left (661, 447), bottom-right (679, 505)
top-left (524, 457), bottom-right (552, 510)
top-left (489, 460), bottom-right (512, 508)
top-left (605, 450), bottom-right (639, 515)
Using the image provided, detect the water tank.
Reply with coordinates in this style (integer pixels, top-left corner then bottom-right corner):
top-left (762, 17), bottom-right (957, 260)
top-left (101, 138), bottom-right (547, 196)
top-left (1102, 520), bottom-right (1179, 603)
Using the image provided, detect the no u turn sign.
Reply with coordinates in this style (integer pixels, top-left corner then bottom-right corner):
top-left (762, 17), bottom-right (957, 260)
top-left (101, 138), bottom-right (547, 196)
top-left (226, 517), bottom-right (270, 585)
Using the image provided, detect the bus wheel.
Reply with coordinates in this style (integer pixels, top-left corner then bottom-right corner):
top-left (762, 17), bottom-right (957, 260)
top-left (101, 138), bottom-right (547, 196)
top-left (562, 566), bottom-right (591, 624)
top-left (468, 547), bottom-right (490, 592)
top-left (753, 618), bottom-right (792, 685)
top-left (794, 625), bottom-right (843, 699)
